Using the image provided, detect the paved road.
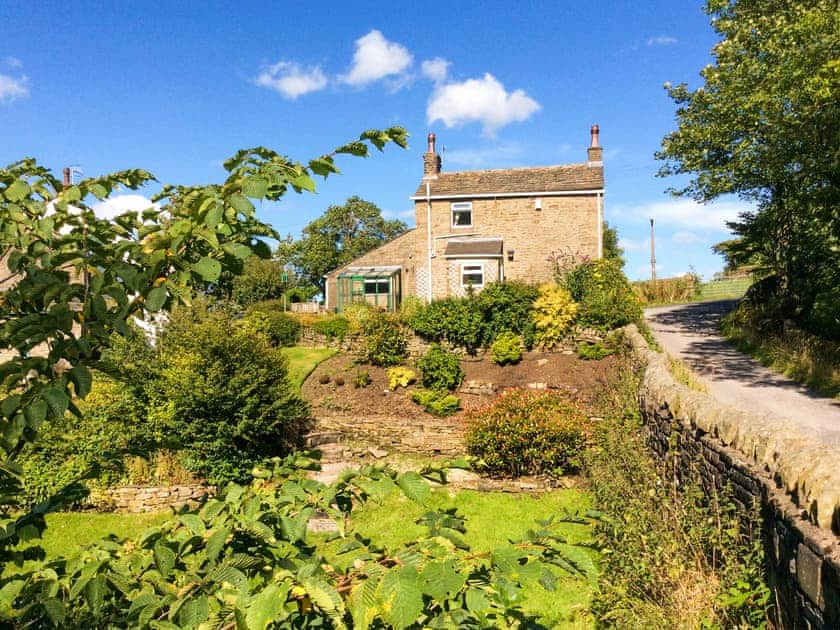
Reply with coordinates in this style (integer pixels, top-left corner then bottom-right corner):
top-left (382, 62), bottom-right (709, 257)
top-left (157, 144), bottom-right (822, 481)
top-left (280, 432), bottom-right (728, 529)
top-left (644, 300), bottom-right (840, 448)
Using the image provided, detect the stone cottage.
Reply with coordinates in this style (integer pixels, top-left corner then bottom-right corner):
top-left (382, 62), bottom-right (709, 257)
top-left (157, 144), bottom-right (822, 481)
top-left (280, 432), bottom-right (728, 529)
top-left (324, 126), bottom-right (605, 311)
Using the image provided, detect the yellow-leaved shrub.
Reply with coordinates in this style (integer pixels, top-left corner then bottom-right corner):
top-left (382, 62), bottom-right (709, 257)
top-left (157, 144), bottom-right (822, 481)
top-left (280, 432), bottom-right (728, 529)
top-left (532, 284), bottom-right (579, 349)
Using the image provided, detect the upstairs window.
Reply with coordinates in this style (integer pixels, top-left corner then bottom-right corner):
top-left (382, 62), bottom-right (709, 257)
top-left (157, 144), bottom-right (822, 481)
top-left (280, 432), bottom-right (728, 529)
top-left (451, 202), bottom-right (473, 228)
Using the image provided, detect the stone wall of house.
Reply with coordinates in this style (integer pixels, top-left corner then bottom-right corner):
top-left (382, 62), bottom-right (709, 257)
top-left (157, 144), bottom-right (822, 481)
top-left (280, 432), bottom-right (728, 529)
top-left (103, 484), bottom-right (215, 513)
top-left (414, 195), bottom-right (599, 300)
top-left (625, 325), bottom-right (840, 629)
top-left (312, 415), bottom-right (464, 456)
top-left (324, 229), bottom-right (417, 311)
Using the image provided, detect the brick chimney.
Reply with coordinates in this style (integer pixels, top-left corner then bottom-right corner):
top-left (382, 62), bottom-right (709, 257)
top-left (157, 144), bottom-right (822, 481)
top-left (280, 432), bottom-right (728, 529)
top-left (587, 124), bottom-right (603, 167)
top-left (423, 132), bottom-right (441, 179)
top-left (63, 167), bottom-right (71, 189)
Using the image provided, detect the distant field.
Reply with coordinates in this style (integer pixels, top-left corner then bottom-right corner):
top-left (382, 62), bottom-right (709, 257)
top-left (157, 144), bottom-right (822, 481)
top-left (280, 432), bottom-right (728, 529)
top-left (635, 276), bottom-right (751, 306)
top-left (697, 277), bottom-right (751, 300)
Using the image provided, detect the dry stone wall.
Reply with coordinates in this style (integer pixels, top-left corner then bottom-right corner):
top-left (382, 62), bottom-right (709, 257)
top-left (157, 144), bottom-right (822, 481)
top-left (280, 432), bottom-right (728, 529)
top-left (312, 415), bottom-right (464, 456)
top-left (625, 324), bottom-right (840, 629)
top-left (104, 484), bottom-right (215, 513)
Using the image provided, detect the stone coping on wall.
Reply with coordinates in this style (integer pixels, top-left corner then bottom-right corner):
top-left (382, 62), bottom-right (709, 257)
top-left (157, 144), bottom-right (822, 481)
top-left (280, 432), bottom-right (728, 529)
top-left (624, 324), bottom-right (840, 535)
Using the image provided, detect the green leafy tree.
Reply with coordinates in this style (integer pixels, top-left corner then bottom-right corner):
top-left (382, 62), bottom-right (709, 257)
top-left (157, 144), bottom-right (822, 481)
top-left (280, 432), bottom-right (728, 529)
top-left (0, 127), bottom-right (407, 557)
top-left (282, 196), bottom-right (408, 294)
top-left (656, 0), bottom-right (839, 335)
top-left (602, 220), bottom-right (625, 268)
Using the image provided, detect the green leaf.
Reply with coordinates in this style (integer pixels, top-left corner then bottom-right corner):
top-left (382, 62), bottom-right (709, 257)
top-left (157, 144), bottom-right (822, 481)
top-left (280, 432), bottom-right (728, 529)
top-left (41, 598), bottom-right (66, 626)
top-left (229, 194), bottom-right (254, 216)
top-left (204, 526), bottom-right (229, 563)
top-left (68, 365), bottom-right (93, 398)
top-left (179, 513), bottom-right (206, 536)
top-left (190, 257), bottom-right (222, 282)
top-left (244, 583), bottom-right (289, 629)
top-left (241, 175), bottom-right (268, 199)
top-left (145, 286), bottom-right (168, 312)
top-left (222, 242), bottom-right (252, 260)
top-left (420, 560), bottom-right (465, 600)
top-left (465, 588), bottom-right (490, 614)
top-left (84, 574), bottom-right (106, 615)
top-left (379, 566), bottom-right (423, 630)
top-left (22, 399), bottom-right (48, 429)
top-left (290, 173), bottom-right (316, 193)
top-left (41, 388), bottom-right (70, 419)
top-left (176, 595), bottom-right (209, 627)
top-left (154, 543), bottom-right (176, 578)
top-left (204, 203), bottom-right (223, 229)
top-left (88, 183), bottom-right (109, 200)
top-left (64, 185), bottom-right (82, 202)
top-left (396, 471), bottom-right (430, 505)
top-left (4, 179), bottom-right (31, 202)
top-left (1, 395), bottom-right (21, 419)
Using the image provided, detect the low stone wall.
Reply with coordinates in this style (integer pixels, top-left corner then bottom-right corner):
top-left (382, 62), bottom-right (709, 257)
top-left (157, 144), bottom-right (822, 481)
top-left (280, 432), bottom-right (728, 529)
top-left (625, 324), bottom-right (840, 628)
top-left (104, 484), bottom-right (216, 513)
top-left (312, 415), bottom-right (464, 456)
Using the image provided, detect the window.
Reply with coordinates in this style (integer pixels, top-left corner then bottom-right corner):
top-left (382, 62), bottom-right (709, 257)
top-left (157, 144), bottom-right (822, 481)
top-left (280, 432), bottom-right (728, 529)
top-left (364, 279), bottom-right (390, 295)
top-left (461, 263), bottom-right (484, 289)
top-left (451, 202), bottom-right (472, 228)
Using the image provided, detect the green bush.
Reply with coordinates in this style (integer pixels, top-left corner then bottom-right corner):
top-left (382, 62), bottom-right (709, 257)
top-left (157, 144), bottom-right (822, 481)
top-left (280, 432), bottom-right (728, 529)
top-left (565, 259), bottom-right (642, 331)
top-left (410, 389), bottom-right (461, 417)
top-left (361, 312), bottom-right (407, 366)
top-left (353, 371), bottom-right (371, 388)
top-left (312, 315), bottom-right (350, 340)
top-left (576, 340), bottom-right (614, 360)
top-left (465, 389), bottom-right (592, 477)
top-left (416, 344), bottom-right (465, 391)
top-left (247, 302), bottom-right (302, 346)
top-left (410, 297), bottom-right (484, 352)
top-left (490, 331), bottom-right (523, 365)
top-left (476, 282), bottom-right (539, 348)
top-left (146, 305), bottom-right (311, 484)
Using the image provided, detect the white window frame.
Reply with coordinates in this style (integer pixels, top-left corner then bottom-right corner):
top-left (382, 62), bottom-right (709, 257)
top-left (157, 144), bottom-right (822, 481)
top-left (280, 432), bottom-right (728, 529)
top-left (363, 278), bottom-right (390, 295)
top-left (460, 263), bottom-right (484, 290)
top-left (451, 202), bottom-right (473, 228)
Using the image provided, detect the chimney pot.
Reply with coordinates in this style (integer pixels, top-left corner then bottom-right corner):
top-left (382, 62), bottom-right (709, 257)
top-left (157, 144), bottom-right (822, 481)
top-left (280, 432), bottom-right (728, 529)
top-left (63, 167), bottom-right (71, 189)
top-left (590, 124), bottom-right (600, 148)
top-left (423, 132), bottom-right (441, 179)
top-left (427, 132), bottom-right (436, 153)
top-left (587, 125), bottom-right (603, 166)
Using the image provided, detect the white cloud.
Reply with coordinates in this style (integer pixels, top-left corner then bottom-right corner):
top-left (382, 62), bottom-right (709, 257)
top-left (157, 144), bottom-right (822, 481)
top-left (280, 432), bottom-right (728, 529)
top-left (92, 195), bottom-right (158, 220)
top-left (647, 35), bottom-right (678, 46)
top-left (255, 61), bottom-right (328, 99)
top-left (5, 56), bottom-right (23, 69)
top-left (0, 73), bottom-right (29, 104)
top-left (427, 73), bottom-right (540, 135)
top-left (342, 30), bottom-right (413, 86)
top-left (618, 237), bottom-right (650, 252)
top-left (610, 198), bottom-right (749, 231)
top-left (443, 143), bottom-right (523, 169)
top-left (421, 57), bottom-right (450, 84)
top-left (672, 230), bottom-right (702, 244)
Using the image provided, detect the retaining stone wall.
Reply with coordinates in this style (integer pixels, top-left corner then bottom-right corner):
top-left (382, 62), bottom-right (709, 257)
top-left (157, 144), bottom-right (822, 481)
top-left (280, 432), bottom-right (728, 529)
top-left (104, 484), bottom-right (215, 513)
top-left (312, 415), bottom-right (464, 456)
top-left (625, 324), bottom-right (840, 628)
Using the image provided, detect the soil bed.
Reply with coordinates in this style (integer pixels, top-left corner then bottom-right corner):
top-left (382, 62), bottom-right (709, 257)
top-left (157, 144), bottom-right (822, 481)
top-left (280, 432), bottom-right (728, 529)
top-left (301, 350), bottom-right (620, 420)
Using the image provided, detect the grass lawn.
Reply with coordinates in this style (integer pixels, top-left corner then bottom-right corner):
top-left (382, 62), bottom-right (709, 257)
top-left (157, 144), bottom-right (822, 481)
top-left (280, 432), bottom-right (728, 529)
top-left (319, 487), bottom-right (597, 629)
top-left (280, 346), bottom-right (337, 392)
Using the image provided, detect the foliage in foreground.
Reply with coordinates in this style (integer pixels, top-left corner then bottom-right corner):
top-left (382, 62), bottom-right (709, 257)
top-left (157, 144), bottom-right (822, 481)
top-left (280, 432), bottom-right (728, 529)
top-left (565, 259), bottom-right (641, 331)
top-left (587, 362), bottom-right (771, 628)
top-left (0, 454), bottom-right (599, 628)
top-left (465, 389), bottom-right (592, 477)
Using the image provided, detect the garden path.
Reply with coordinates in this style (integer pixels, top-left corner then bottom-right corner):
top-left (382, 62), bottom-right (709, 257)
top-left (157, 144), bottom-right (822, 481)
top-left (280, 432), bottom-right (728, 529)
top-left (644, 300), bottom-right (840, 448)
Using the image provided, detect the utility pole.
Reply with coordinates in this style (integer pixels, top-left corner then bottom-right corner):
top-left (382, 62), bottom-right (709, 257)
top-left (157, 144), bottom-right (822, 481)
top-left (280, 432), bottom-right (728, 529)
top-left (650, 218), bottom-right (657, 285)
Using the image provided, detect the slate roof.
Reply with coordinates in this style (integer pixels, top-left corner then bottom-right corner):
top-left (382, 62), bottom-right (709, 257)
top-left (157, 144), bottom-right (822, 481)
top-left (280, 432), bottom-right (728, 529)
top-left (443, 238), bottom-right (503, 258)
top-left (413, 163), bottom-right (603, 198)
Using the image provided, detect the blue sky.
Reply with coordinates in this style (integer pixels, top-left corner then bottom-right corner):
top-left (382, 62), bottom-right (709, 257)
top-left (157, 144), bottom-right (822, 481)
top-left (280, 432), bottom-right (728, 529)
top-left (1, 1), bottom-right (747, 280)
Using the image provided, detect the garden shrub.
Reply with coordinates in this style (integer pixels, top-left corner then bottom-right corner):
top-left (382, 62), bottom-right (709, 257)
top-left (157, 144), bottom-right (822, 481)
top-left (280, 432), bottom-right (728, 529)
top-left (353, 371), bottom-right (372, 388)
top-left (361, 311), bottom-right (407, 366)
top-left (490, 331), bottom-right (523, 365)
top-left (146, 305), bottom-right (311, 484)
top-left (411, 389), bottom-right (461, 417)
top-left (410, 297), bottom-right (484, 352)
top-left (342, 302), bottom-right (375, 333)
top-left (465, 389), bottom-right (591, 477)
top-left (387, 366), bottom-right (416, 390)
top-left (476, 282), bottom-right (539, 348)
top-left (565, 259), bottom-right (642, 331)
top-left (531, 284), bottom-right (579, 349)
top-left (247, 302), bottom-right (302, 346)
top-left (576, 340), bottom-right (614, 360)
top-left (311, 315), bottom-right (350, 340)
top-left (397, 294), bottom-right (425, 325)
top-left (416, 343), bottom-right (465, 391)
